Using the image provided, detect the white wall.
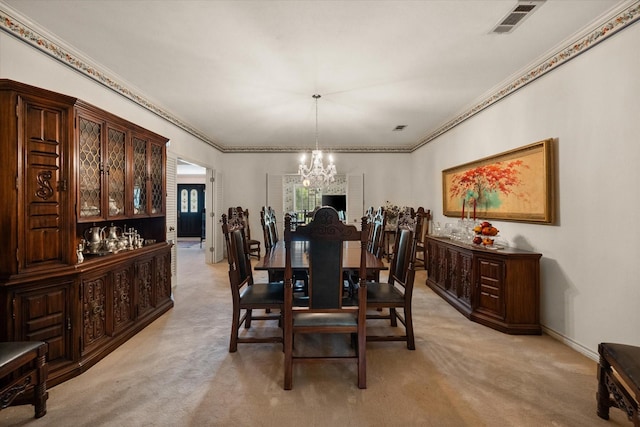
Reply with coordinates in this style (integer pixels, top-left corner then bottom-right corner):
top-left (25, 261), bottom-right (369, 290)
top-left (412, 22), bottom-right (640, 357)
top-left (221, 152), bottom-right (413, 244)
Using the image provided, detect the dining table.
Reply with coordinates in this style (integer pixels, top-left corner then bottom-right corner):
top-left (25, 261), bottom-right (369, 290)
top-left (254, 240), bottom-right (387, 273)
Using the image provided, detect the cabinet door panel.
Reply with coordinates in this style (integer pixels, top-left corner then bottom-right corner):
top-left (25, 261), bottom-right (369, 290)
top-left (132, 137), bottom-right (148, 216)
top-left (77, 115), bottom-right (104, 220)
top-left (155, 251), bottom-right (171, 305)
top-left (150, 141), bottom-right (165, 215)
top-left (113, 264), bottom-right (134, 333)
top-left (81, 273), bottom-right (108, 354)
top-left (477, 258), bottom-right (504, 319)
top-left (23, 101), bottom-right (67, 269)
top-left (106, 125), bottom-right (127, 218)
top-left (15, 282), bottom-right (74, 368)
top-left (136, 257), bottom-right (154, 318)
top-left (458, 252), bottom-right (473, 305)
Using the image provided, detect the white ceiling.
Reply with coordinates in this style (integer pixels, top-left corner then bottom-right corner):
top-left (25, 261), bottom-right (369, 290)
top-left (2, 0), bottom-right (630, 152)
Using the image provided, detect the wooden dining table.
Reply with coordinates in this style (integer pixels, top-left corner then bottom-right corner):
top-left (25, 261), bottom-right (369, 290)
top-left (254, 240), bottom-right (387, 273)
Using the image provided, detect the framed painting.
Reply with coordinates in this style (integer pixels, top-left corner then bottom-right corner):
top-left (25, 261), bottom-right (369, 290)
top-left (442, 138), bottom-right (555, 223)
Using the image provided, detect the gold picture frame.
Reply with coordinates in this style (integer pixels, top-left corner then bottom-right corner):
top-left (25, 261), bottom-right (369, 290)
top-left (442, 138), bottom-right (555, 223)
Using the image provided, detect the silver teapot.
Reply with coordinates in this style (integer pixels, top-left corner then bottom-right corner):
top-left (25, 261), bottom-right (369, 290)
top-left (104, 224), bottom-right (122, 252)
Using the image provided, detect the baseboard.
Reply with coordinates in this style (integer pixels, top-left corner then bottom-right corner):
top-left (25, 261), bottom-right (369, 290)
top-left (542, 326), bottom-right (598, 362)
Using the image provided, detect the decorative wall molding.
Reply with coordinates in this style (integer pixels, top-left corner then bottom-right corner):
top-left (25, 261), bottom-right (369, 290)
top-left (1, 2), bottom-right (638, 154)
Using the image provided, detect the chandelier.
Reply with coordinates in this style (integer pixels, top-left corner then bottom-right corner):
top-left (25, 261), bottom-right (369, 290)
top-left (298, 94), bottom-right (337, 188)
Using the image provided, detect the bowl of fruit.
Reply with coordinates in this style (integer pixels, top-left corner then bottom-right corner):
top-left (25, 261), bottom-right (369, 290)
top-left (472, 221), bottom-right (499, 246)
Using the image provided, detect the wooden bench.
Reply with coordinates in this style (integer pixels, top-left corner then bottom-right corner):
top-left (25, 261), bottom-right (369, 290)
top-left (597, 342), bottom-right (640, 426)
top-left (0, 341), bottom-right (48, 418)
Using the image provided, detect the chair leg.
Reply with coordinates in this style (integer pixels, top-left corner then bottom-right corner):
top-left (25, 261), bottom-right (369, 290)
top-left (245, 309), bottom-right (253, 328)
top-left (404, 306), bottom-right (415, 350)
top-left (34, 350), bottom-right (47, 418)
top-left (357, 331), bottom-right (367, 389)
top-left (597, 355), bottom-right (611, 420)
top-left (284, 329), bottom-right (293, 390)
top-left (389, 308), bottom-right (398, 327)
top-left (229, 308), bottom-right (241, 352)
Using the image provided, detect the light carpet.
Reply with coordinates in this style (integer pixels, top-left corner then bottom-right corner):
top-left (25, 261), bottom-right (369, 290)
top-left (0, 244), bottom-right (629, 426)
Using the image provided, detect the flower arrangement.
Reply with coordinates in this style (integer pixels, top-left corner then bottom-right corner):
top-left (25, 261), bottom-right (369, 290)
top-left (384, 201), bottom-right (401, 221)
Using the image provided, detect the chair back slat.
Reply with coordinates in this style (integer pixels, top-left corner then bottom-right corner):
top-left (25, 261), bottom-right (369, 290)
top-left (308, 240), bottom-right (343, 309)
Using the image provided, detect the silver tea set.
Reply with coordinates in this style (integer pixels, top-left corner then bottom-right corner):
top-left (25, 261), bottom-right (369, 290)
top-left (82, 224), bottom-right (145, 255)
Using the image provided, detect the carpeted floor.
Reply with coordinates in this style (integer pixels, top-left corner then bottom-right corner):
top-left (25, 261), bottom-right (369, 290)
top-left (0, 245), bottom-right (629, 426)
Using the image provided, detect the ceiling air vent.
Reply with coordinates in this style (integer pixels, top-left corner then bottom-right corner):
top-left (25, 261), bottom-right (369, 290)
top-left (492, 0), bottom-right (545, 34)
top-left (393, 125), bottom-right (407, 131)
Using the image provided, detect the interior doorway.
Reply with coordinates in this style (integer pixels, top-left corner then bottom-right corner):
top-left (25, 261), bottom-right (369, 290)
top-left (177, 184), bottom-right (205, 238)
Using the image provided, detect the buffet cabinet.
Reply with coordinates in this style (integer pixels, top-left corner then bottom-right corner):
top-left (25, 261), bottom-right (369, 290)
top-left (425, 236), bottom-right (542, 334)
top-left (0, 80), bottom-right (173, 386)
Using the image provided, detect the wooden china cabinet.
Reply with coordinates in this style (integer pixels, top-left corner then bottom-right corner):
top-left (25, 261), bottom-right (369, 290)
top-left (425, 236), bottom-right (542, 335)
top-left (0, 80), bottom-right (173, 386)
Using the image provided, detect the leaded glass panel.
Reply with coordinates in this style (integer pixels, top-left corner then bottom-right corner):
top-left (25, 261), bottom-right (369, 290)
top-left (107, 128), bottom-right (126, 216)
top-left (180, 189), bottom-right (188, 213)
top-left (133, 137), bottom-right (147, 215)
top-left (190, 189), bottom-right (198, 213)
top-left (79, 117), bottom-right (102, 218)
top-left (150, 143), bottom-right (163, 214)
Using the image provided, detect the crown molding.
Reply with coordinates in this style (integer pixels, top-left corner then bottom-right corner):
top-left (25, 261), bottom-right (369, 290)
top-left (1, 1), bottom-right (638, 154)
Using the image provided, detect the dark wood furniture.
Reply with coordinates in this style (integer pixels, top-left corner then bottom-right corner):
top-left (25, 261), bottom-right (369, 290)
top-left (221, 214), bottom-right (283, 353)
top-left (425, 235), bottom-right (541, 335)
top-left (0, 341), bottom-right (48, 418)
top-left (255, 241), bottom-right (387, 273)
top-left (414, 208), bottom-right (431, 269)
top-left (229, 207), bottom-right (261, 259)
top-left (597, 342), bottom-right (640, 426)
top-left (366, 208), bottom-right (424, 349)
top-left (283, 208), bottom-right (368, 390)
top-left (0, 80), bottom-right (173, 387)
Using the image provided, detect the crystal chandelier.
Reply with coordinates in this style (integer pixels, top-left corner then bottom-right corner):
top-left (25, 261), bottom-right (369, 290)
top-left (298, 94), bottom-right (337, 188)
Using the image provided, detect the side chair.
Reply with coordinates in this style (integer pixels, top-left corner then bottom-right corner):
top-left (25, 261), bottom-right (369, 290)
top-left (283, 207), bottom-right (369, 390)
top-left (228, 207), bottom-right (261, 259)
top-left (261, 206), bottom-right (309, 294)
top-left (221, 213), bottom-right (283, 352)
top-left (364, 207), bottom-right (424, 350)
top-left (414, 208), bottom-right (431, 270)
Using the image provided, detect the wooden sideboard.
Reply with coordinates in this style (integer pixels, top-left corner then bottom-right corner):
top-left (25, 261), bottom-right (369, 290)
top-left (425, 236), bottom-right (542, 335)
top-left (0, 80), bottom-right (173, 386)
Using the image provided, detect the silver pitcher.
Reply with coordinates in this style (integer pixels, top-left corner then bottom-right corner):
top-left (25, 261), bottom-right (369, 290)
top-left (84, 226), bottom-right (104, 254)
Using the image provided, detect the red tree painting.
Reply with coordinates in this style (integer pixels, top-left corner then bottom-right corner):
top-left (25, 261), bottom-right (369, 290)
top-left (449, 160), bottom-right (529, 210)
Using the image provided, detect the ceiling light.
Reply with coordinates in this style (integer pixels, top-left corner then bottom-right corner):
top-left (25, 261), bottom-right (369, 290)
top-left (298, 94), bottom-right (337, 188)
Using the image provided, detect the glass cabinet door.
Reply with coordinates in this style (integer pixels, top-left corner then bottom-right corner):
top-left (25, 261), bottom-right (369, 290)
top-left (78, 115), bottom-right (103, 220)
top-left (132, 136), bottom-right (148, 216)
top-left (107, 126), bottom-right (126, 217)
top-left (150, 141), bottom-right (165, 215)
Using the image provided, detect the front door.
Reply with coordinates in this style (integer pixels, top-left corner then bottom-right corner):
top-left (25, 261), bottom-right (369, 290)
top-left (177, 184), bottom-right (205, 238)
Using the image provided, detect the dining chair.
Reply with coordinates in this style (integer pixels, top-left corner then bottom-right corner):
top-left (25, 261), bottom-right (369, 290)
top-left (228, 207), bottom-right (261, 259)
top-left (364, 207), bottom-right (424, 350)
top-left (414, 208), bottom-right (431, 269)
top-left (261, 206), bottom-right (309, 294)
top-left (260, 206), bottom-right (278, 251)
top-left (283, 207), bottom-right (369, 390)
top-left (221, 213), bottom-right (283, 352)
top-left (345, 206), bottom-right (386, 289)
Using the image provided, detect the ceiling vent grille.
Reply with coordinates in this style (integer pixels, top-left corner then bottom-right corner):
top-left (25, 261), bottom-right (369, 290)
top-left (492, 0), bottom-right (545, 34)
